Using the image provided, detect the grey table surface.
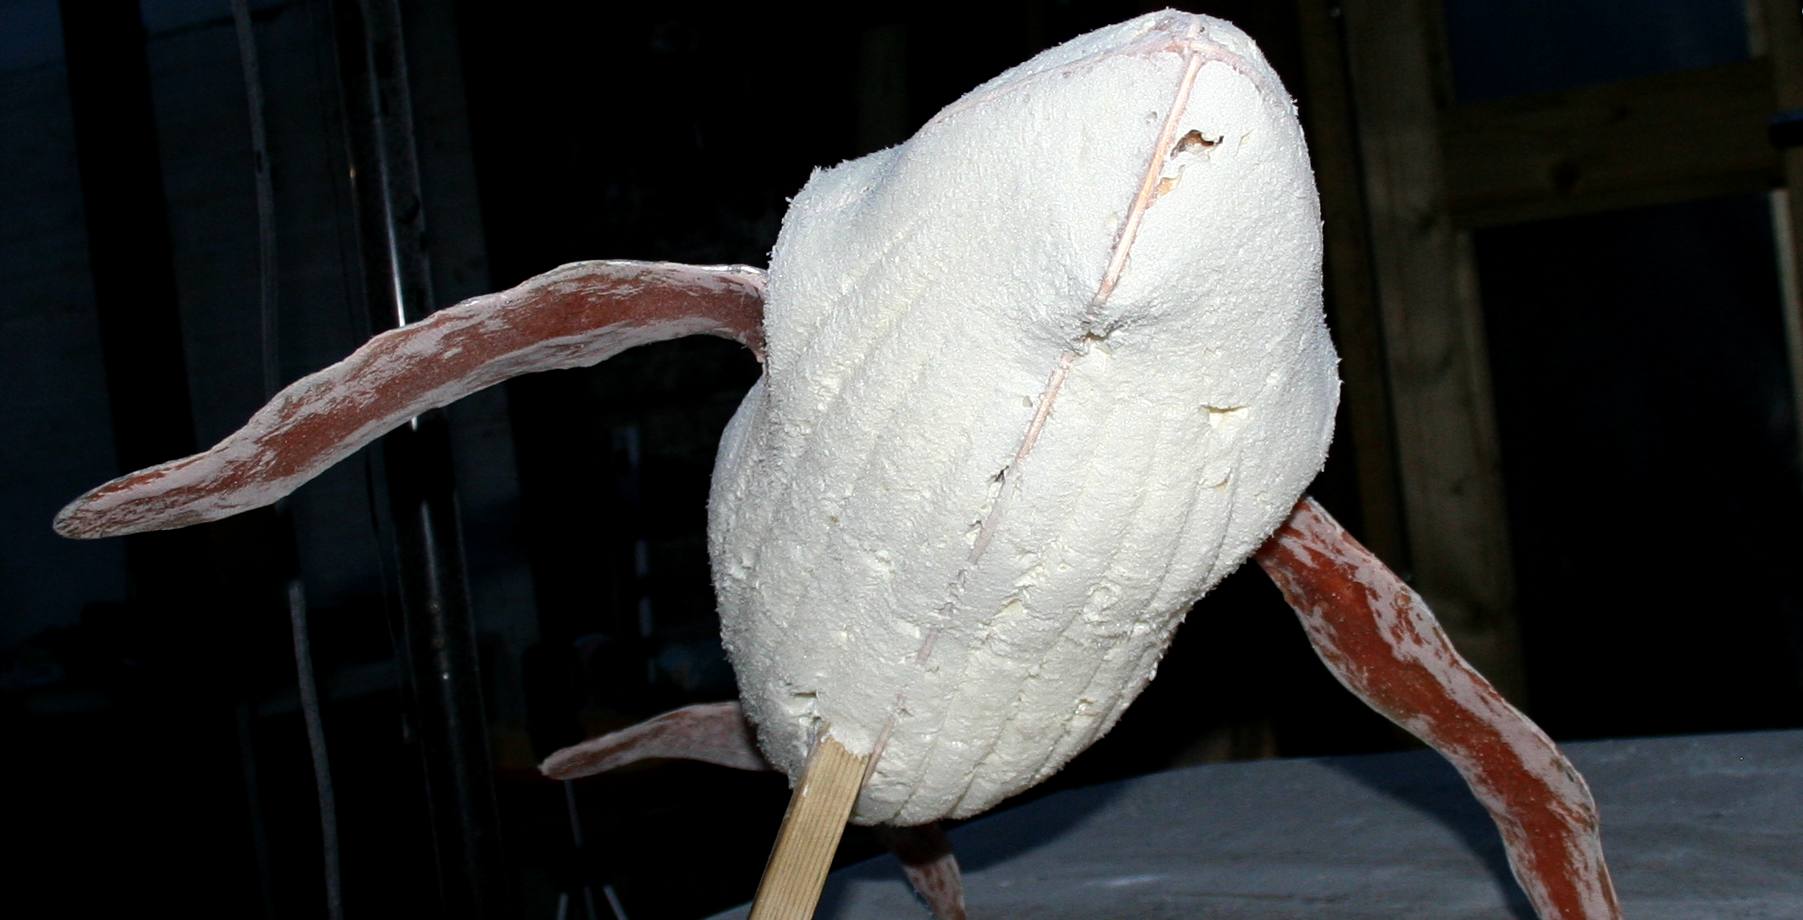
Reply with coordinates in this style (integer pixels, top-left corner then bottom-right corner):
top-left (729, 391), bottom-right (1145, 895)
top-left (713, 730), bottom-right (1803, 919)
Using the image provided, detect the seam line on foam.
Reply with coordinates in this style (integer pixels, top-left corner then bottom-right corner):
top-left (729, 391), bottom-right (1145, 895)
top-left (885, 19), bottom-right (1216, 821)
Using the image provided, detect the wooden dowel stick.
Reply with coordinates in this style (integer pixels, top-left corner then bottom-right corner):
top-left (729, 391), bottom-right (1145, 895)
top-left (747, 734), bottom-right (871, 920)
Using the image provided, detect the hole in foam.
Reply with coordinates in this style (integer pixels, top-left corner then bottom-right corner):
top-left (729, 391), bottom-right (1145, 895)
top-left (1150, 130), bottom-right (1224, 204)
top-left (1173, 128), bottom-right (1221, 155)
top-left (1203, 404), bottom-right (1248, 429)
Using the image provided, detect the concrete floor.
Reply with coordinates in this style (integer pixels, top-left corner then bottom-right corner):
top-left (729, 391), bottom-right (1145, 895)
top-left (716, 730), bottom-right (1803, 918)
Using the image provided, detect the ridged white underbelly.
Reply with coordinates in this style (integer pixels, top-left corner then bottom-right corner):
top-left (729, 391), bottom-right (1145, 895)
top-left (708, 10), bottom-right (1339, 826)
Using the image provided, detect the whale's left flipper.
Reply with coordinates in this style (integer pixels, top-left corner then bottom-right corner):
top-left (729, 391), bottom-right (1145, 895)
top-left (54, 260), bottom-right (765, 539)
top-left (540, 701), bottom-right (769, 777)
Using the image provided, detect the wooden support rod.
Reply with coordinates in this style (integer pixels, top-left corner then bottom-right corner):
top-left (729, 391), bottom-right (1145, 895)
top-left (748, 734), bottom-right (871, 920)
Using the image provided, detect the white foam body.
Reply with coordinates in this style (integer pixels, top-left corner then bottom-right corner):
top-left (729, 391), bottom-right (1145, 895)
top-left (708, 11), bottom-right (1339, 825)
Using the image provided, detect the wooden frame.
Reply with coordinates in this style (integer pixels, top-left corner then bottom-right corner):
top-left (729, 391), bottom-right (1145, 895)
top-left (1296, 0), bottom-right (1803, 701)
top-left (1299, 0), bottom-right (1524, 696)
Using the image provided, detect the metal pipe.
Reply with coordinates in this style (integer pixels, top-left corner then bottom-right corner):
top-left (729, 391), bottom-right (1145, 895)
top-left (330, 1), bottom-right (504, 915)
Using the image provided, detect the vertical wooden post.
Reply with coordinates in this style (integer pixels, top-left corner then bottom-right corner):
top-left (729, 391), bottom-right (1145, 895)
top-left (1760, 0), bottom-right (1803, 481)
top-left (1292, 0), bottom-right (1407, 567)
top-left (1331, 0), bottom-right (1525, 699)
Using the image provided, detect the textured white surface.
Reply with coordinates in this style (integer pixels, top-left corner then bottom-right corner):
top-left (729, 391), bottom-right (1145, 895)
top-left (710, 11), bottom-right (1338, 825)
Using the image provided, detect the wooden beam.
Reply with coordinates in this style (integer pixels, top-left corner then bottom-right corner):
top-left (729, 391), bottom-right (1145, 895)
top-left (1441, 58), bottom-right (1779, 228)
top-left (1762, 0), bottom-right (1803, 482)
top-left (1336, 0), bottom-right (1524, 700)
top-left (1293, 0), bottom-right (1407, 567)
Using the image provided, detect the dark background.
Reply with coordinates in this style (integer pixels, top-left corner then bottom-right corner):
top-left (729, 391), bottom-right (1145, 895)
top-left (3, 1), bottom-right (1798, 917)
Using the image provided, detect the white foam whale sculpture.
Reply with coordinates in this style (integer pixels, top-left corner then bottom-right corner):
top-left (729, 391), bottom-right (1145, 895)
top-left (55, 11), bottom-right (1617, 919)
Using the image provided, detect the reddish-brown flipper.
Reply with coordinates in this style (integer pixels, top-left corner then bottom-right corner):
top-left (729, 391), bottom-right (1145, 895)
top-left (1256, 496), bottom-right (1621, 920)
top-left (540, 701), bottom-right (770, 778)
top-left (877, 822), bottom-right (968, 920)
top-left (53, 260), bottom-right (765, 540)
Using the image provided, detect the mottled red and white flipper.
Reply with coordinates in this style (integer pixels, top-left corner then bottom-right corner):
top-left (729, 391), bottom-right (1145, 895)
top-left (1256, 497), bottom-right (1621, 920)
top-left (540, 701), bottom-right (770, 778)
top-left (53, 260), bottom-right (765, 540)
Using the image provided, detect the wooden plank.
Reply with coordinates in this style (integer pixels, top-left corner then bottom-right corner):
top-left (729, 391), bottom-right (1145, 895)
top-left (748, 734), bottom-right (871, 920)
top-left (1763, 0), bottom-right (1803, 481)
top-left (1336, 0), bottom-right (1524, 699)
top-left (1441, 58), bottom-right (1778, 227)
top-left (1292, 0), bottom-right (1406, 567)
